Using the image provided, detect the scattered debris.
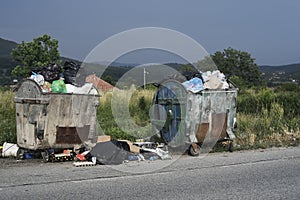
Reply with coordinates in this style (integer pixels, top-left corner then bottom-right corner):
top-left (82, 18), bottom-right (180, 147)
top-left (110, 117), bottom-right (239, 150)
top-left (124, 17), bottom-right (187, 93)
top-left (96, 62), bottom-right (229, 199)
top-left (49, 149), bottom-right (74, 162)
top-left (2, 142), bottom-right (19, 158)
top-left (149, 156), bottom-right (158, 161)
top-left (141, 147), bottom-right (172, 160)
top-left (134, 141), bottom-right (157, 149)
top-left (90, 140), bottom-right (130, 165)
top-left (96, 135), bottom-right (112, 143)
top-left (118, 140), bottom-right (141, 154)
top-left (73, 161), bottom-right (96, 167)
top-left (73, 157), bottom-right (97, 167)
top-left (75, 150), bottom-right (91, 161)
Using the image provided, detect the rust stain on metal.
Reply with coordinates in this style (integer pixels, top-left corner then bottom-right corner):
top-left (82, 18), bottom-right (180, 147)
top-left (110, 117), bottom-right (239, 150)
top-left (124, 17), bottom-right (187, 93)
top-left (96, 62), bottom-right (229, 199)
top-left (211, 113), bottom-right (227, 139)
top-left (56, 127), bottom-right (87, 144)
top-left (196, 123), bottom-right (209, 143)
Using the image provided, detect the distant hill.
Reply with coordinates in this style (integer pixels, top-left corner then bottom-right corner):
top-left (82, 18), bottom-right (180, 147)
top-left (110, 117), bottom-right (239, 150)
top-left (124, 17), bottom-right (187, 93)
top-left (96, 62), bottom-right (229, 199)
top-left (0, 38), bottom-right (17, 55)
top-left (0, 37), bottom-right (299, 86)
top-left (0, 38), bottom-right (18, 85)
top-left (260, 64), bottom-right (300, 84)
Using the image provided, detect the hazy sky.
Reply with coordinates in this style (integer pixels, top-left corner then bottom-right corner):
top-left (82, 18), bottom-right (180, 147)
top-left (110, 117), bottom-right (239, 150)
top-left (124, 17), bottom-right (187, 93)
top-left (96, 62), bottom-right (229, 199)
top-left (1, 0), bottom-right (299, 65)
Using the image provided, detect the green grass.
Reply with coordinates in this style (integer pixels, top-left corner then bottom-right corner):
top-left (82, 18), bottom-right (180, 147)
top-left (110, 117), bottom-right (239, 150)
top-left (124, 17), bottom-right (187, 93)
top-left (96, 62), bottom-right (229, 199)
top-left (97, 87), bottom-right (155, 141)
top-left (0, 90), bottom-right (16, 145)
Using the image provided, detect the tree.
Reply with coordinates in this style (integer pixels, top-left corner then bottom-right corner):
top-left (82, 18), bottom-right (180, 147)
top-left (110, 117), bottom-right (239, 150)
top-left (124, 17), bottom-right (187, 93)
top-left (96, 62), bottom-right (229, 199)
top-left (195, 56), bottom-right (218, 72)
top-left (211, 47), bottom-right (261, 86)
top-left (11, 34), bottom-right (61, 77)
top-left (102, 75), bottom-right (115, 86)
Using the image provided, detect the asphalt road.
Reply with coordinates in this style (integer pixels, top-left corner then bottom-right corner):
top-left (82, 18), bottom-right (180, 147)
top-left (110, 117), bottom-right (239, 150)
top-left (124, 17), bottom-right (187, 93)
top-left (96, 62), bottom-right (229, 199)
top-left (0, 147), bottom-right (299, 200)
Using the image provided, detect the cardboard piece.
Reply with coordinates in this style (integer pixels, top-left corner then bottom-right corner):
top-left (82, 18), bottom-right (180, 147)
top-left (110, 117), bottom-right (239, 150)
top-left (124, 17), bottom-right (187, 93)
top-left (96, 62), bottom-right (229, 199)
top-left (118, 140), bottom-right (141, 154)
top-left (96, 135), bottom-right (111, 143)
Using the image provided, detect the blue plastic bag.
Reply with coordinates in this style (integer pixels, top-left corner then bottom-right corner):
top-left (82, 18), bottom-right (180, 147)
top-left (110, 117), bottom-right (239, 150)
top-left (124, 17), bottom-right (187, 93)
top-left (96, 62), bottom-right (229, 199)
top-left (182, 77), bottom-right (204, 93)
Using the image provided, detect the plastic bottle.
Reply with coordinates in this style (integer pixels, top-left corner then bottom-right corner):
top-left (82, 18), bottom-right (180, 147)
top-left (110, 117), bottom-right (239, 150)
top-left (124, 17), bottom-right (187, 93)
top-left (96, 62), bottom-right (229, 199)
top-left (128, 155), bottom-right (139, 161)
top-left (149, 156), bottom-right (158, 161)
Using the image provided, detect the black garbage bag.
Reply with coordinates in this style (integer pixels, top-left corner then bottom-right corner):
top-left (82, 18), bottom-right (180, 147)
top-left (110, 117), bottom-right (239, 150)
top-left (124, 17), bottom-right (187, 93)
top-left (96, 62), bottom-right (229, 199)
top-left (32, 63), bottom-right (62, 83)
top-left (90, 140), bottom-right (130, 165)
top-left (63, 61), bottom-right (81, 85)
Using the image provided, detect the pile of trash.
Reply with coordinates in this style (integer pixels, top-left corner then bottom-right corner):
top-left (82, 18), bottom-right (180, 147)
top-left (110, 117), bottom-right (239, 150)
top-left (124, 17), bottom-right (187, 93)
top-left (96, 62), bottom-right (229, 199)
top-left (1, 136), bottom-right (172, 167)
top-left (181, 70), bottom-right (229, 93)
top-left (73, 136), bottom-right (171, 167)
top-left (29, 61), bottom-right (95, 94)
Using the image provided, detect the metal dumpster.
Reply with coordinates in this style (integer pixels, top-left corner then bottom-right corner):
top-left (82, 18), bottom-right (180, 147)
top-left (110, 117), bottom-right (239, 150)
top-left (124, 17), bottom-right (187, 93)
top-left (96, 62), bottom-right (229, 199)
top-left (14, 79), bottom-right (100, 152)
top-left (151, 79), bottom-right (237, 155)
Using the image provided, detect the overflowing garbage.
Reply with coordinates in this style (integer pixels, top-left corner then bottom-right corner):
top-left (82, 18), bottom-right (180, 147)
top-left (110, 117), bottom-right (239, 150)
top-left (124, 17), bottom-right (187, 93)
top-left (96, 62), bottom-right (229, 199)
top-left (29, 61), bottom-right (93, 94)
top-left (182, 70), bottom-right (229, 93)
top-left (32, 63), bottom-right (62, 83)
top-left (152, 70), bottom-right (237, 155)
top-left (72, 136), bottom-right (171, 167)
top-left (1, 136), bottom-right (172, 167)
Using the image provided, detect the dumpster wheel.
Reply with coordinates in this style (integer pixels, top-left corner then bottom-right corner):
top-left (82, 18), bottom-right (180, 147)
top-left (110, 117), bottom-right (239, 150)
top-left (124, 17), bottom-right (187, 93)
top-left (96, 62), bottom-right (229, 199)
top-left (189, 143), bottom-right (200, 156)
top-left (228, 140), bottom-right (234, 152)
top-left (41, 150), bottom-right (50, 162)
top-left (16, 148), bottom-right (25, 160)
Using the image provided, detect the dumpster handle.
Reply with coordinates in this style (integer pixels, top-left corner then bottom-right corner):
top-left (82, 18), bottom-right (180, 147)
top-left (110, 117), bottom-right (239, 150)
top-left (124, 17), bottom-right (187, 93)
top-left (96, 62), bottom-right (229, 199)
top-left (14, 97), bottom-right (50, 105)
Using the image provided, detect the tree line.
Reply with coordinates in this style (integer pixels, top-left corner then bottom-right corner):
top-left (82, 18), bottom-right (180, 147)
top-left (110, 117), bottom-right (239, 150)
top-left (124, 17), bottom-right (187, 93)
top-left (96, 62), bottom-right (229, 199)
top-left (11, 34), bottom-right (263, 89)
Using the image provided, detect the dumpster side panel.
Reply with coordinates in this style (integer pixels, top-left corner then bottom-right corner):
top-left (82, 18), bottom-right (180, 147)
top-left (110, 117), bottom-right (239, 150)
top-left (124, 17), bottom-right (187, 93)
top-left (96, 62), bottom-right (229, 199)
top-left (15, 101), bottom-right (48, 149)
top-left (44, 94), bottom-right (99, 149)
top-left (186, 90), bottom-right (237, 144)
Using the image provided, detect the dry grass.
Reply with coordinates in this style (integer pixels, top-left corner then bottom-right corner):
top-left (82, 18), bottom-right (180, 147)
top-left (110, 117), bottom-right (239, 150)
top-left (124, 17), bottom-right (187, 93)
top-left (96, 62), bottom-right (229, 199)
top-left (235, 112), bottom-right (300, 149)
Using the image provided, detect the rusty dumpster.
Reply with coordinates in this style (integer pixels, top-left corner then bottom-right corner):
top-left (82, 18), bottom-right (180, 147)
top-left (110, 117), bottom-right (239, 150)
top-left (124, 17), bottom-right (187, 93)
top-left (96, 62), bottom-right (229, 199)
top-left (14, 79), bottom-right (100, 154)
top-left (151, 79), bottom-right (237, 155)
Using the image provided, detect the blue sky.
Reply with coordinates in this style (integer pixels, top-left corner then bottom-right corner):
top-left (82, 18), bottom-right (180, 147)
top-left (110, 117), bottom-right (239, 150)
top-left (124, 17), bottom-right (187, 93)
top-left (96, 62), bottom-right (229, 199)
top-left (1, 0), bottom-right (299, 65)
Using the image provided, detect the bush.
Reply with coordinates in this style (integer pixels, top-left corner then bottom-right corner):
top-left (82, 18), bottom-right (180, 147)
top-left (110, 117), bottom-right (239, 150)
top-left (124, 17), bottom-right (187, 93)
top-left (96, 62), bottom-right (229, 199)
top-left (274, 82), bottom-right (300, 92)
